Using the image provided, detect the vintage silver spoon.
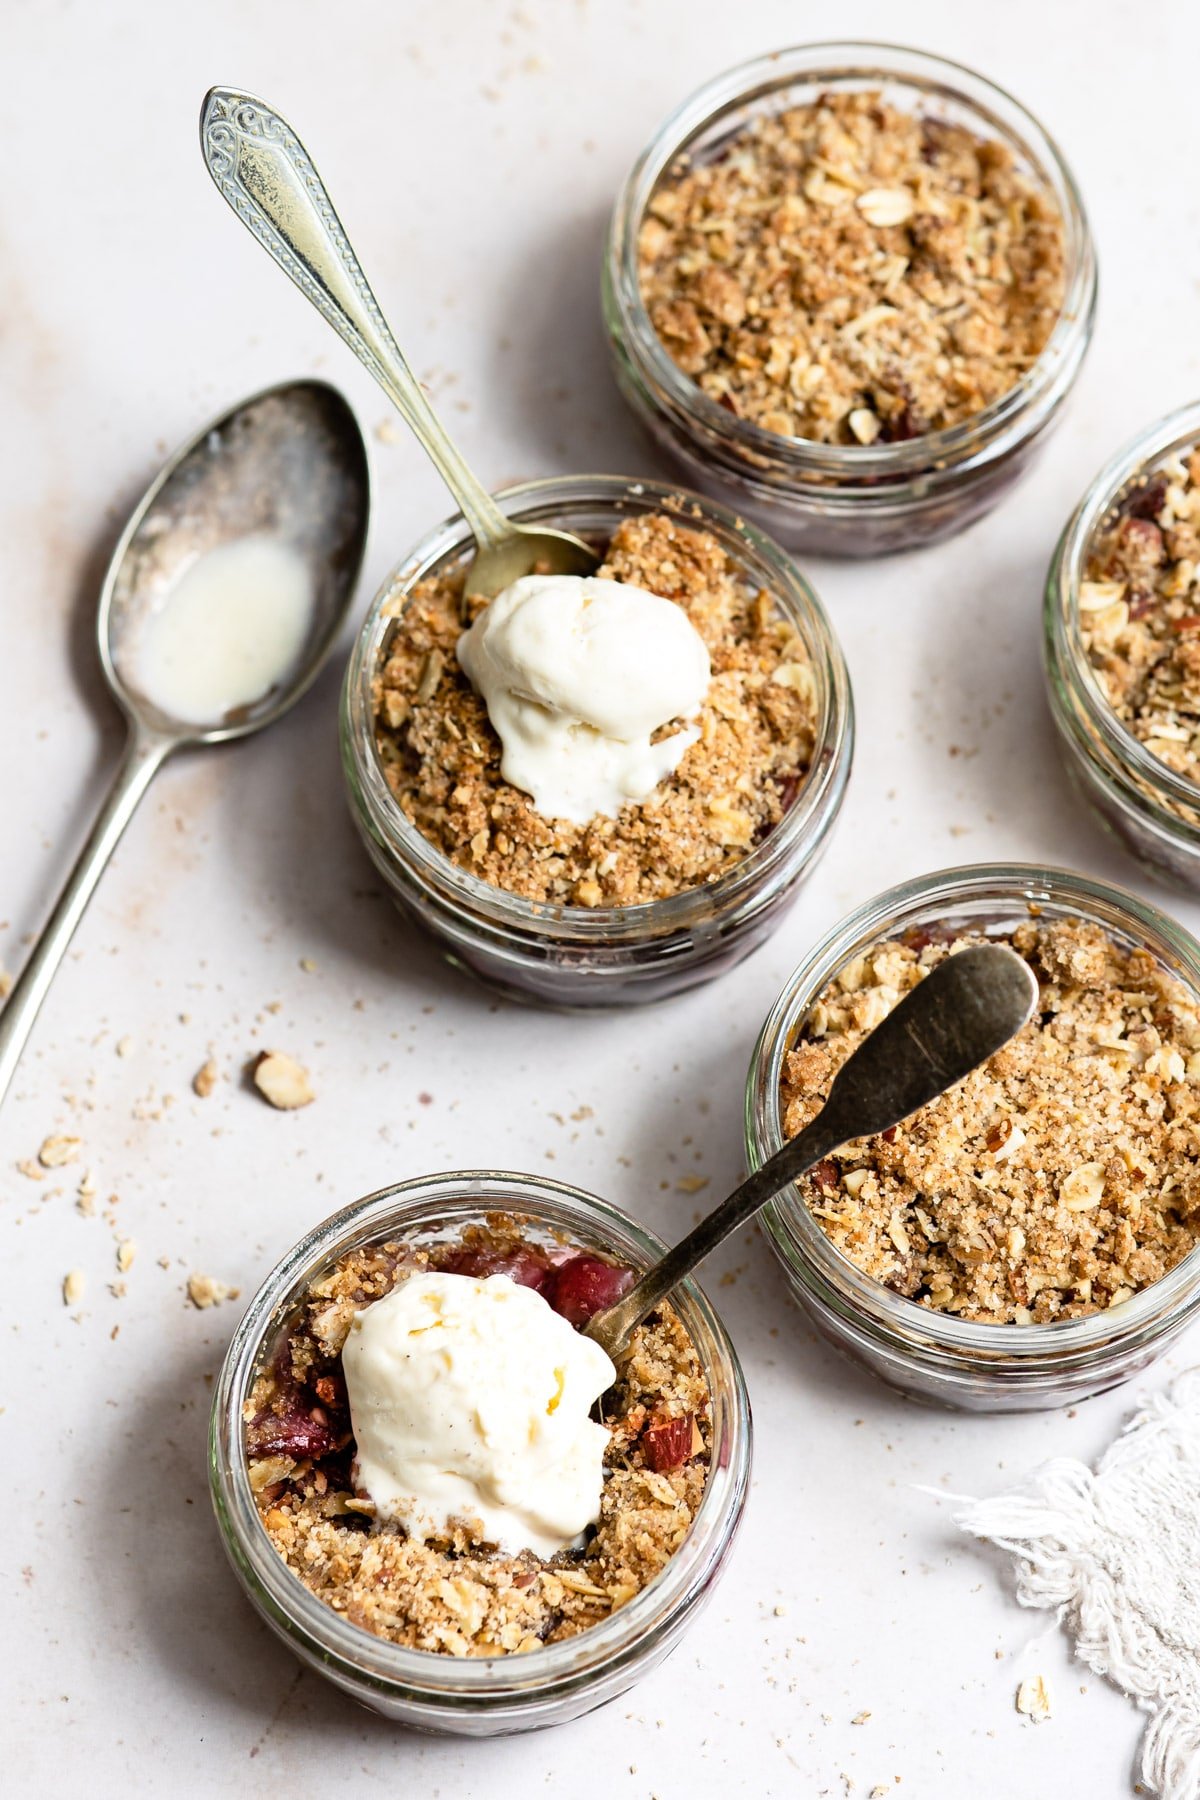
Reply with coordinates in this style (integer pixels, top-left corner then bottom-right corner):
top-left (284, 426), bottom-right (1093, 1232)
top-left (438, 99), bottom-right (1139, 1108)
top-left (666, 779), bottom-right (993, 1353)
top-left (584, 943), bottom-right (1039, 1359)
top-left (0, 379), bottom-right (369, 1111)
top-left (200, 87), bottom-right (599, 603)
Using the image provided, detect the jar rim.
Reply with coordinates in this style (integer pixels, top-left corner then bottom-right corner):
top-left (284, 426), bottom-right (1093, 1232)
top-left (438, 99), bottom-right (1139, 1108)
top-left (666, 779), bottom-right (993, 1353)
top-left (606, 39), bottom-right (1096, 483)
top-left (341, 472), bottom-right (853, 944)
top-left (745, 861), bottom-right (1200, 1358)
top-left (1047, 397), bottom-right (1200, 828)
top-left (210, 1168), bottom-right (752, 1702)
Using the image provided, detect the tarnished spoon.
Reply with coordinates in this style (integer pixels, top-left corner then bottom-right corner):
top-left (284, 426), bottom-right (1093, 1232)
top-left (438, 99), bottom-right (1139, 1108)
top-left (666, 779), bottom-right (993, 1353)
top-left (200, 87), bottom-right (599, 603)
top-left (0, 379), bottom-right (369, 1110)
top-left (585, 944), bottom-right (1040, 1358)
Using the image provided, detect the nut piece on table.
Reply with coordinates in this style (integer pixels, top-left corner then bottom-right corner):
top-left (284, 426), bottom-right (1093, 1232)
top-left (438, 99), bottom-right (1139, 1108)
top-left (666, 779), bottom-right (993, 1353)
top-left (251, 1051), bottom-right (315, 1111)
top-left (39, 1134), bottom-right (81, 1168)
top-left (62, 1269), bottom-right (86, 1307)
top-left (1015, 1675), bottom-right (1051, 1722)
top-left (187, 1272), bottom-right (240, 1310)
top-left (193, 1058), bottom-right (219, 1099)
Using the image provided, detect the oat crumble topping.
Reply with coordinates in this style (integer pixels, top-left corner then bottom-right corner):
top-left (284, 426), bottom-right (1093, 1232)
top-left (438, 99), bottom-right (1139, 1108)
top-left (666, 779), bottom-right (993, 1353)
top-left (245, 1220), bottom-right (711, 1655)
top-left (780, 919), bottom-right (1200, 1324)
top-left (371, 510), bottom-right (816, 906)
top-left (1080, 449), bottom-right (1200, 785)
top-left (638, 91), bottom-right (1065, 446)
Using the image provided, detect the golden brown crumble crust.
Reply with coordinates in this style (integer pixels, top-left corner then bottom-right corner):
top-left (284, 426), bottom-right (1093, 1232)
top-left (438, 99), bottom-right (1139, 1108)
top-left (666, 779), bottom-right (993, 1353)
top-left (780, 919), bottom-right (1200, 1324)
top-left (371, 511), bottom-right (815, 906)
top-left (245, 1223), bottom-right (711, 1656)
top-left (1081, 449), bottom-right (1200, 785)
top-left (638, 90), bottom-right (1066, 446)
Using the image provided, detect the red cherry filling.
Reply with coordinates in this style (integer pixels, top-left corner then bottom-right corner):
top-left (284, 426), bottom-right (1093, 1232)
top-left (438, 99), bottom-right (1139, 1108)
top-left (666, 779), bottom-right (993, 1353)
top-left (248, 1403), bottom-right (338, 1461)
top-left (541, 1255), bottom-right (636, 1326)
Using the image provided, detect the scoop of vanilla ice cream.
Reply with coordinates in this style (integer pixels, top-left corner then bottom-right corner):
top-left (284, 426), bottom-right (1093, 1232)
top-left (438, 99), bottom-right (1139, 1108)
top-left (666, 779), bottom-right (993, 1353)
top-left (341, 1270), bottom-right (617, 1558)
top-left (456, 573), bottom-right (711, 824)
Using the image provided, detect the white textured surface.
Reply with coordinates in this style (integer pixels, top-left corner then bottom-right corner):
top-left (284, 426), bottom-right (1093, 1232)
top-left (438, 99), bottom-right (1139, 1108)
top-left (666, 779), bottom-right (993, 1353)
top-left (3, 1), bottom-right (1200, 1794)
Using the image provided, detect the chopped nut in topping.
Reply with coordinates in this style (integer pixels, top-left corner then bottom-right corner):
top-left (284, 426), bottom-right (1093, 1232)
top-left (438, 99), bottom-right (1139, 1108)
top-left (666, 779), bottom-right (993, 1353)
top-left (188, 1273), bottom-right (240, 1309)
top-left (1080, 450), bottom-right (1200, 786)
top-left (39, 1134), bottom-right (81, 1168)
top-left (245, 1218), bottom-right (710, 1656)
top-left (372, 510), bottom-right (816, 905)
top-left (193, 1058), bottom-right (218, 1098)
top-left (638, 91), bottom-right (1065, 446)
top-left (252, 1051), bottom-right (315, 1111)
top-left (780, 918), bottom-right (1200, 1323)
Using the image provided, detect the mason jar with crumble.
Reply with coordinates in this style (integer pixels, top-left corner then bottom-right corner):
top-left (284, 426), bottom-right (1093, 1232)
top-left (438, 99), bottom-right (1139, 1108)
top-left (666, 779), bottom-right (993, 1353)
top-left (209, 1170), bottom-right (751, 1734)
top-left (341, 474), bottom-right (853, 1006)
top-left (745, 863), bottom-right (1200, 1411)
top-left (604, 42), bottom-right (1097, 556)
top-left (1045, 400), bottom-right (1200, 893)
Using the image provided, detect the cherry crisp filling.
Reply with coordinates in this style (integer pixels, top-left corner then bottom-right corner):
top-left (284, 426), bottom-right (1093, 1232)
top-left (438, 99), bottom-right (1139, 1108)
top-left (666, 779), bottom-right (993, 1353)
top-left (243, 1216), bottom-right (712, 1656)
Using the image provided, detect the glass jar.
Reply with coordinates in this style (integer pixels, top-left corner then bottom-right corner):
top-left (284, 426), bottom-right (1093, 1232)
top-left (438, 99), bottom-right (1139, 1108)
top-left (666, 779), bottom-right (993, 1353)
top-left (209, 1170), bottom-right (752, 1734)
top-left (744, 863), bottom-right (1200, 1412)
top-left (1044, 400), bottom-right (1200, 893)
top-left (340, 474), bottom-right (853, 1007)
top-left (603, 42), bottom-right (1097, 557)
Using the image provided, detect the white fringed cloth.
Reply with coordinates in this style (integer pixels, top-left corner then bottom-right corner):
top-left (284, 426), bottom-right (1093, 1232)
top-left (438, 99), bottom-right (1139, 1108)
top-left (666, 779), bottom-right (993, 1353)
top-left (956, 1372), bottom-right (1200, 1800)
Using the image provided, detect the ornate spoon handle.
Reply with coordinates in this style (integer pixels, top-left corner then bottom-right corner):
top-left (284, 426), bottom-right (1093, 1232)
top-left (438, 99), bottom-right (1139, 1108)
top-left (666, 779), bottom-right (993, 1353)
top-left (199, 87), bottom-right (511, 552)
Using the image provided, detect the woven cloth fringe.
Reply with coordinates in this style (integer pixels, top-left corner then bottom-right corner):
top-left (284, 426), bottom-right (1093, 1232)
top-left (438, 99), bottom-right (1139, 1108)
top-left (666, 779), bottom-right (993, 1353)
top-left (955, 1371), bottom-right (1200, 1799)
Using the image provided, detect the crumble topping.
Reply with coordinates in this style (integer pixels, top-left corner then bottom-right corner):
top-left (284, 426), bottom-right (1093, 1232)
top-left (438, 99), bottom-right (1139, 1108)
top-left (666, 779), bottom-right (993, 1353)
top-left (1080, 449), bottom-right (1200, 785)
top-left (780, 919), bottom-right (1200, 1324)
top-left (637, 90), bottom-right (1066, 446)
top-left (245, 1220), bottom-right (711, 1655)
top-left (371, 510), bottom-right (816, 906)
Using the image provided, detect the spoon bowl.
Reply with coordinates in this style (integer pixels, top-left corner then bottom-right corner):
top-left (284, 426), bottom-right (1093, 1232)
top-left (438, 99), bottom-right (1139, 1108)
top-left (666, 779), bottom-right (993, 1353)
top-left (0, 378), bottom-right (369, 1110)
top-left (102, 377), bottom-right (368, 740)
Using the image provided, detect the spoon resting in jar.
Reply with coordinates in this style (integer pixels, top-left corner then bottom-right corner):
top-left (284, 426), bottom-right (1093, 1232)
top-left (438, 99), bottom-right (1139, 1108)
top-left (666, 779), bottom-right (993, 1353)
top-left (584, 943), bottom-right (1039, 1359)
top-left (200, 87), bottom-right (599, 603)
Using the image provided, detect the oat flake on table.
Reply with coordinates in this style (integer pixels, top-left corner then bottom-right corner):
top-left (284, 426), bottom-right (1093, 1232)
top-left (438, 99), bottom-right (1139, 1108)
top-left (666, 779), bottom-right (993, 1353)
top-left (956, 1371), bottom-right (1200, 1798)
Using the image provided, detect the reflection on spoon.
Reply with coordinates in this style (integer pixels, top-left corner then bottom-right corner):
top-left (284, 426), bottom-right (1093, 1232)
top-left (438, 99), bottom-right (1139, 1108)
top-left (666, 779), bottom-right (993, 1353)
top-left (136, 534), bottom-right (314, 726)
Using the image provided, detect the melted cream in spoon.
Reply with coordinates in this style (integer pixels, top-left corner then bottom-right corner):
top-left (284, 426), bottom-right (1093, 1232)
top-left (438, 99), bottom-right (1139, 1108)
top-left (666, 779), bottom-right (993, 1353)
top-left (136, 534), bottom-right (313, 725)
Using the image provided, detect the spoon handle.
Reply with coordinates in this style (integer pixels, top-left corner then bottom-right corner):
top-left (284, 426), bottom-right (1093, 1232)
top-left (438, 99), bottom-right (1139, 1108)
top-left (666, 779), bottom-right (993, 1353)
top-left (585, 944), bottom-right (1039, 1358)
top-left (200, 88), bottom-right (512, 554)
top-left (0, 728), bottom-right (170, 1111)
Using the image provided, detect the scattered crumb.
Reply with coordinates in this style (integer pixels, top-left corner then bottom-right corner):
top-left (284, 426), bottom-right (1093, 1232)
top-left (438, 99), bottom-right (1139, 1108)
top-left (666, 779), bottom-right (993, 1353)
top-left (62, 1269), bottom-right (85, 1307)
top-left (676, 1173), bottom-right (710, 1193)
top-left (374, 418), bottom-right (401, 444)
top-left (852, 1711), bottom-right (872, 1726)
top-left (252, 1051), bottom-right (315, 1111)
top-left (76, 1190), bottom-right (95, 1218)
top-left (1016, 1675), bottom-right (1051, 1722)
top-left (193, 1058), bottom-right (218, 1099)
top-left (188, 1272), bottom-right (240, 1309)
top-left (39, 1134), bottom-right (81, 1168)
top-left (17, 1159), bottom-right (43, 1181)
top-left (116, 1240), bottom-right (136, 1274)
top-left (0, 964), bottom-right (11, 999)
top-left (299, 957), bottom-right (318, 974)
top-left (773, 1604), bottom-right (788, 1616)
top-left (109, 1281), bottom-right (127, 1299)
top-left (116, 1035), bottom-right (134, 1058)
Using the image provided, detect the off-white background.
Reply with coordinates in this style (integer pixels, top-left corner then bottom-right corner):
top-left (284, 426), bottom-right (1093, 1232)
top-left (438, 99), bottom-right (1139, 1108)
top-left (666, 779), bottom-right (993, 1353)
top-left (3, 0), bottom-right (1198, 1793)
